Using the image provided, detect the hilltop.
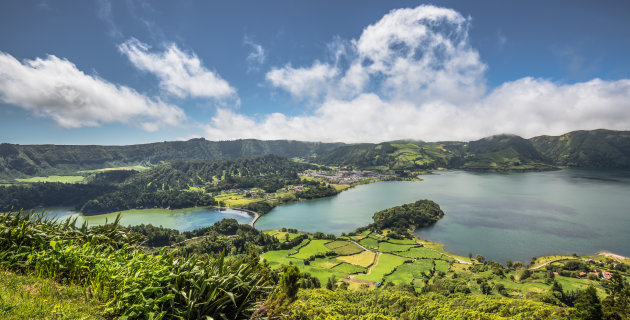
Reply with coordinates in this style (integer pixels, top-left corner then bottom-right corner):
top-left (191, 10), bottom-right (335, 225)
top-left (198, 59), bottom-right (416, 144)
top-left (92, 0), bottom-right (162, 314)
top-left (1, 129), bottom-right (630, 181)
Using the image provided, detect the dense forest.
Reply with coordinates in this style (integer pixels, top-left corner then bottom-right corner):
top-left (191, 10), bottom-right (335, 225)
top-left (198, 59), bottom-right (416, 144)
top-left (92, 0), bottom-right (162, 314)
top-left (367, 199), bottom-right (445, 234)
top-left (0, 155), bottom-right (323, 214)
top-left (126, 154), bottom-right (315, 192)
top-left (0, 139), bottom-right (343, 178)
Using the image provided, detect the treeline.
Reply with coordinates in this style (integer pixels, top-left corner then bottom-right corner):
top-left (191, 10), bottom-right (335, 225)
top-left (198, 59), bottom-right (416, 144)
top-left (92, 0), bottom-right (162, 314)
top-left (1, 155), bottom-right (321, 215)
top-left (128, 219), bottom-right (280, 254)
top-left (127, 155), bottom-right (317, 193)
top-left (295, 185), bottom-right (339, 200)
top-left (356, 200), bottom-right (445, 237)
top-left (0, 139), bottom-right (343, 178)
top-left (0, 183), bottom-right (110, 212)
top-left (80, 189), bottom-right (216, 215)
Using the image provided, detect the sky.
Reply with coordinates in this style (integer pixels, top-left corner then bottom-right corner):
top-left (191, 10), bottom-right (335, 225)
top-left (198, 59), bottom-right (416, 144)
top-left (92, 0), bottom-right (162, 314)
top-left (1, 0), bottom-right (630, 145)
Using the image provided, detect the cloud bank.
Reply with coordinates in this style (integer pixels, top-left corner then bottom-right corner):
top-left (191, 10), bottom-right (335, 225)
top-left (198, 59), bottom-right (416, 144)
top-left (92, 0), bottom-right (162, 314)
top-left (204, 5), bottom-right (630, 142)
top-left (0, 52), bottom-right (184, 131)
top-left (119, 38), bottom-right (236, 100)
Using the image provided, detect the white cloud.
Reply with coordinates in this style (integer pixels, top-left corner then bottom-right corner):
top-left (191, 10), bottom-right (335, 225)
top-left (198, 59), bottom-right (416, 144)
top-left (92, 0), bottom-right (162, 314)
top-left (205, 5), bottom-right (630, 142)
top-left (265, 62), bottom-right (339, 101)
top-left (119, 38), bottom-right (236, 99)
top-left (204, 78), bottom-right (630, 142)
top-left (0, 52), bottom-right (185, 131)
top-left (244, 36), bottom-right (266, 72)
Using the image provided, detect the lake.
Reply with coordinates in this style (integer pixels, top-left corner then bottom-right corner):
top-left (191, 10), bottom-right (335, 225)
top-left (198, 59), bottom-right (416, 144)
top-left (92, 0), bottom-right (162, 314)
top-left (255, 169), bottom-right (630, 263)
top-left (44, 207), bottom-right (252, 232)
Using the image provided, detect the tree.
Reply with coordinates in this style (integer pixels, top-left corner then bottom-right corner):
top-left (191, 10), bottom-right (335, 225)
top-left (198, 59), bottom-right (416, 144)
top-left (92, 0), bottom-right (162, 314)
top-left (480, 280), bottom-right (492, 295)
top-left (326, 275), bottom-right (337, 290)
top-left (573, 286), bottom-right (603, 320)
top-left (602, 272), bottom-right (630, 319)
top-left (280, 265), bottom-right (301, 301)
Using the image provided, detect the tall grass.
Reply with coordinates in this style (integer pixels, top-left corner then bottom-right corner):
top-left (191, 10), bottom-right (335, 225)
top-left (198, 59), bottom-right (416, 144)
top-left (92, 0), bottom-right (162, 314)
top-left (0, 210), bottom-right (273, 319)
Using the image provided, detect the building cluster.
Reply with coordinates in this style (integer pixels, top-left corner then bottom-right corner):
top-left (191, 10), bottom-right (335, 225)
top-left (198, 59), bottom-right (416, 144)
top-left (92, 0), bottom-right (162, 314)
top-left (300, 170), bottom-right (380, 184)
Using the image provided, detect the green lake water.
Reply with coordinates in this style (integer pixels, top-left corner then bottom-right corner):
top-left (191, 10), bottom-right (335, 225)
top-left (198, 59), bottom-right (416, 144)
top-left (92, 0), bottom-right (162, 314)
top-left (255, 169), bottom-right (630, 263)
top-left (45, 207), bottom-right (252, 232)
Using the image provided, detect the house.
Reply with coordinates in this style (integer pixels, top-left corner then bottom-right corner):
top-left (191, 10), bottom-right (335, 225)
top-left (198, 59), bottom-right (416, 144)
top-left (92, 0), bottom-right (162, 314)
top-left (602, 271), bottom-right (613, 280)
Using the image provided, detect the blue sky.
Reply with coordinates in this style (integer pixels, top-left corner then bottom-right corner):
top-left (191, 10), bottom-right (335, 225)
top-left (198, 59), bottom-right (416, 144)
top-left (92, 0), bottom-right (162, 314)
top-left (1, 0), bottom-right (629, 144)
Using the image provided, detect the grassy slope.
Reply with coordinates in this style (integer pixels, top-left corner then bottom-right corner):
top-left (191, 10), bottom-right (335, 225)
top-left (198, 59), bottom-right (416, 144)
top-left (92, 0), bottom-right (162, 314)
top-left (0, 270), bottom-right (103, 319)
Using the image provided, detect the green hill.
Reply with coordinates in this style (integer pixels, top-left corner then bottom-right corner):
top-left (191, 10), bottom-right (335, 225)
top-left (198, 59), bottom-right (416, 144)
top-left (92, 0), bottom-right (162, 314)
top-left (315, 141), bottom-right (465, 170)
top-left (3, 129), bottom-right (630, 179)
top-left (0, 139), bottom-right (344, 178)
top-left (530, 129), bottom-right (630, 168)
top-left (462, 134), bottom-right (556, 171)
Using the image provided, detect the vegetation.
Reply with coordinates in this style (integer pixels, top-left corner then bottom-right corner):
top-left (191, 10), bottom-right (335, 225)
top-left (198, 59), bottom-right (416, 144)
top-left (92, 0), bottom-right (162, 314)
top-left (531, 129), bottom-right (630, 168)
top-left (0, 270), bottom-right (103, 319)
top-left (295, 185), bottom-right (339, 199)
top-left (0, 210), bottom-right (275, 319)
top-left (0, 139), bottom-right (343, 179)
top-left (0, 183), bottom-right (111, 212)
top-left (80, 189), bottom-right (216, 214)
top-left (359, 199), bottom-right (445, 236)
top-left (290, 288), bottom-right (571, 319)
top-left (14, 175), bottom-right (85, 183)
top-left (3, 130), bottom-right (630, 183)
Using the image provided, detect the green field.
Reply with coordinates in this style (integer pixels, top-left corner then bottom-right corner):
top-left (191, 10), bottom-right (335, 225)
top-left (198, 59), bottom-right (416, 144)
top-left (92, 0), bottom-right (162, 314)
top-left (355, 254), bottom-right (410, 283)
top-left (337, 251), bottom-right (376, 267)
top-left (15, 175), bottom-right (85, 183)
top-left (434, 260), bottom-right (451, 272)
top-left (397, 247), bottom-right (445, 260)
top-left (332, 242), bottom-right (364, 255)
top-left (214, 193), bottom-right (261, 207)
top-left (260, 249), bottom-right (302, 267)
top-left (385, 238), bottom-right (418, 245)
top-left (325, 240), bottom-right (351, 250)
top-left (77, 165), bottom-right (150, 173)
top-left (359, 237), bottom-right (379, 250)
top-left (332, 263), bottom-right (366, 275)
top-left (377, 241), bottom-right (418, 253)
top-left (264, 230), bottom-right (303, 242)
top-left (291, 240), bottom-right (332, 259)
top-left (385, 260), bottom-right (434, 286)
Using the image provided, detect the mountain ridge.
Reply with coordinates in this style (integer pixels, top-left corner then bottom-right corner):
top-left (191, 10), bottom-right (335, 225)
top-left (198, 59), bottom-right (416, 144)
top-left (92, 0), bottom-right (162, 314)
top-left (2, 129), bottom-right (630, 178)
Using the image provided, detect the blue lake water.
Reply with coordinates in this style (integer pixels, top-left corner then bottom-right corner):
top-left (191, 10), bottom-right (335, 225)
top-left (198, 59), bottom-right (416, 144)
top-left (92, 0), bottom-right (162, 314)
top-left (45, 207), bottom-right (252, 232)
top-left (255, 169), bottom-right (630, 263)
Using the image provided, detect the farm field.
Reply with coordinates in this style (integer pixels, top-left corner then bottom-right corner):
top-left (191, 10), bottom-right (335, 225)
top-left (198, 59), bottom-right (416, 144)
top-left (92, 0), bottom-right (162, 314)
top-left (398, 246), bottom-right (446, 260)
top-left (15, 175), bottom-right (85, 183)
top-left (355, 254), bottom-right (409, 283)
top-left (291, 239), bottom-right (332, 259)
top-left (331, 242), bottom-right (364, 255)
top-left (337, 251), bottom-right (376, 268)
top-left (378, 241), bottom-right (418, 253)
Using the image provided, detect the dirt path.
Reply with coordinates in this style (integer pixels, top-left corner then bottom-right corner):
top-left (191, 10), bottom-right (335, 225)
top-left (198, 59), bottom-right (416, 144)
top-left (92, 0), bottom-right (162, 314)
top-left (529, 260), bottom-right (561, 270)
top-left (344, 252), bottom-right (381, 285)
top-left (349, 239), bottom-right (373, 252)
top-left (340, 278), bottom-right (377, 285)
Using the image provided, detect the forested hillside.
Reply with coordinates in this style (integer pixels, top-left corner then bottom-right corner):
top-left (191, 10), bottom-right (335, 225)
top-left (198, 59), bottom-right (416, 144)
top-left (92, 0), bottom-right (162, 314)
top-left (0, 155), bottom-right (323, 214)
top-left (531, 129), bottom-right (630, 168)
top-left (0, 138), bottom-right (343, 178)
top-left (2, 130), bottom-right (630, 180)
